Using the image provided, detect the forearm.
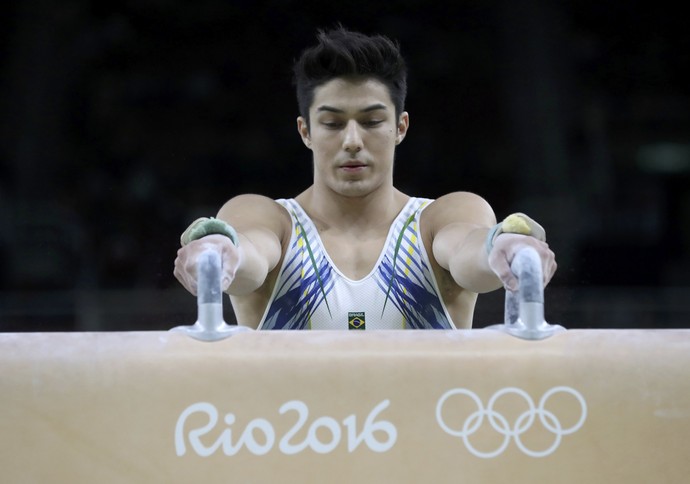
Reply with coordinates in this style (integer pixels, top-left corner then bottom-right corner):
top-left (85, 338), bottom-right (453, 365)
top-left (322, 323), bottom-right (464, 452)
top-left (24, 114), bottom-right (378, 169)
top-left (226, 230), bottom-right (281, 295)
top-left (428, 195), bottom-right (556, 294)
top-left (215, 194), bottom-right (287, 295)
top-left (436, 225), bottom-right (502, 293)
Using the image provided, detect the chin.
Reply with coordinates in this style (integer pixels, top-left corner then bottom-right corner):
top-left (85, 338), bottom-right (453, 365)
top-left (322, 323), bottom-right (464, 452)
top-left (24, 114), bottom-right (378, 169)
top-left (334, 181), bottom-right (379, 199)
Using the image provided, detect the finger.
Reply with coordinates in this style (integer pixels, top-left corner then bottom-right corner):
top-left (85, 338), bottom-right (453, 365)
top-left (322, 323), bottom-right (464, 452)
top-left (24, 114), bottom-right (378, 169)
top-left (179, 268), bottom-right (198, 295)
top-left (172, 257), bottom-right (189, 291)
top-left (219, 246), bottom-right (237, 292)
top-left (543, 258), bottom-right (558, 287)
top-left (180, 256), bottom-right (200, 295)
top-left (173, 266), bottom-right (198, 295)
top-left (489, 252), bottom-right (519, 292)
top-left (502, 272), bottom-right (519, 293)
top-left (221, 275), bottom-right (231, 292)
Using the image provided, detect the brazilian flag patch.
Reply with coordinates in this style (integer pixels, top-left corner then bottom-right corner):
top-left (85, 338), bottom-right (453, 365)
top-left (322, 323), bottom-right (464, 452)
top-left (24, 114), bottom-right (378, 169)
top-left (348, 312), bottom-right (366, 330)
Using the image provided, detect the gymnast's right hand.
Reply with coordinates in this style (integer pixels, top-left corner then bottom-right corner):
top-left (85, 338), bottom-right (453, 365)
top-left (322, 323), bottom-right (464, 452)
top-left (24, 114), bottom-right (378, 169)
top-left (173, 234), bottom-right (240, 296)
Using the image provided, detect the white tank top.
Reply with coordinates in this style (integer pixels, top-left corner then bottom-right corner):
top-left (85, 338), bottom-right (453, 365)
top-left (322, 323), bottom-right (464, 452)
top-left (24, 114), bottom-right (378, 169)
top-left (257, 198), bottom-right (455, 330)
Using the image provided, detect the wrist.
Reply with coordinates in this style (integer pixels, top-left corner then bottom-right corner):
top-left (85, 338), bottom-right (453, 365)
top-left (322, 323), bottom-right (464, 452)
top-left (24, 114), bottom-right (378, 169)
top-left (485, 213), bottom-right (546, 253)
top-left (180, 217), bottom-right (239, 246)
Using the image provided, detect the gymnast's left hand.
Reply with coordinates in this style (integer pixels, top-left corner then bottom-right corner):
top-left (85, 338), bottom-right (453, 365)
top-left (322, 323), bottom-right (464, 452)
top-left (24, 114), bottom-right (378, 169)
top-left (487, 233), bottom-right (557, 292)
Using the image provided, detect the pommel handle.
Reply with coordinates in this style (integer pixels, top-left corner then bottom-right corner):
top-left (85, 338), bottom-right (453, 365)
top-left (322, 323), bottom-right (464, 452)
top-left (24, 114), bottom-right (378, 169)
top-left (170, 250), bottom-right (252, 341)
top-left (492, 247), bottom-right (564, 340)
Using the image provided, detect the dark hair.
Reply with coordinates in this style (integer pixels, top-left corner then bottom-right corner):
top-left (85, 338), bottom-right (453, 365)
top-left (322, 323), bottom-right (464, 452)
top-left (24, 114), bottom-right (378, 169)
top-left (293, 27), bottom-right (407, 126)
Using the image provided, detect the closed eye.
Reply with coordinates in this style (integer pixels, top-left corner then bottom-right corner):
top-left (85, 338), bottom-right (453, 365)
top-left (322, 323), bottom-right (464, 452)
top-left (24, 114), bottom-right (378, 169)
top-left (321, 121), bottom-right (343, 129)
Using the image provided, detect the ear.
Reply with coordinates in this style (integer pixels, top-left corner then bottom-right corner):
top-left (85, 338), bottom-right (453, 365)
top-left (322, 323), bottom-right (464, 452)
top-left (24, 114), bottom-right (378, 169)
top-left (395, 112), bottom-right (409, 145)
top-left (297, 116), bottom-right (312, 149)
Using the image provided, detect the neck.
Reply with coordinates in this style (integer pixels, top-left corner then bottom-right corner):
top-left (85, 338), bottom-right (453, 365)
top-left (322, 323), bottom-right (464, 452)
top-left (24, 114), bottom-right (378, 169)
top-left (296, 186), bottom-right (409, 232)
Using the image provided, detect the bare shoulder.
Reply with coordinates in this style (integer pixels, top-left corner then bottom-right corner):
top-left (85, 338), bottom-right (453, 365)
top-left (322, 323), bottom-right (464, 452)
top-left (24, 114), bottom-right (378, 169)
top-left (422, 191), bottom-right (497, 231)
top-left (217, 194), bottom-right (291, 235)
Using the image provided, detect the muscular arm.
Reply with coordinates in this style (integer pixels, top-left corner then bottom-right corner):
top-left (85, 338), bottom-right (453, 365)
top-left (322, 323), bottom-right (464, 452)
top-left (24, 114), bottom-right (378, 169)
top-left (174, 194), bottom-right (289, 297)
top-left (216, 194), bottom-right (287, 295)
top-left (426, 191), bottom-right (557, 294)
top-left (427, 192), bottom-right (502, 293)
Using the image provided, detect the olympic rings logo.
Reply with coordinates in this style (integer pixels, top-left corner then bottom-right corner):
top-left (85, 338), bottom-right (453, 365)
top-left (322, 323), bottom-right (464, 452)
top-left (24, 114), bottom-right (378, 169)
top-left (436, 386), bottom-right (587, 458)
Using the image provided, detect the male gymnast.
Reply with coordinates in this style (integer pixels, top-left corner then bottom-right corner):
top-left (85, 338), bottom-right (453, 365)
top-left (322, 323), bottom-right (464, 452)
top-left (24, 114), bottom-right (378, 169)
top-left (174, 27), bottom-right (556, 330)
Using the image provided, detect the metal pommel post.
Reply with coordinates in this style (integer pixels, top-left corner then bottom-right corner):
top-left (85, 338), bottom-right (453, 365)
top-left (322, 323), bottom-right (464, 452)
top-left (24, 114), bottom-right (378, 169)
top-left (171, 250), bottom-right (252, 341)
top-left (490, 247), bottom-right (565, 340)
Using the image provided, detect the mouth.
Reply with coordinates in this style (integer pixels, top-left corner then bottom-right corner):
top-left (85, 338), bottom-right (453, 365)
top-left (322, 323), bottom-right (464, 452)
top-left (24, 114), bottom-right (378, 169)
top-left (339, 161), bottom-right (368, 172)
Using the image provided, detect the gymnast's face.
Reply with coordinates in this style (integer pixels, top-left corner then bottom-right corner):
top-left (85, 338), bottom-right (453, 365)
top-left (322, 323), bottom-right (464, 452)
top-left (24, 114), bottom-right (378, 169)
top-left (297, 77), bottom-right (409, 198)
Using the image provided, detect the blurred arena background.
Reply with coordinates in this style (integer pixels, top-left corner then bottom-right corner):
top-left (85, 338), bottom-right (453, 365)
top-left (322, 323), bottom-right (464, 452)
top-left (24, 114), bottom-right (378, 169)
top-left (1, 0), bottom-right (688, 331)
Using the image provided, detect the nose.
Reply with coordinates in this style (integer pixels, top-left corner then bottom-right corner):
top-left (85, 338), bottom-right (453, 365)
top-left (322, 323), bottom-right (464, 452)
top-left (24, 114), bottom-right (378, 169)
top-left (342, 120), bottom-right (363, 153)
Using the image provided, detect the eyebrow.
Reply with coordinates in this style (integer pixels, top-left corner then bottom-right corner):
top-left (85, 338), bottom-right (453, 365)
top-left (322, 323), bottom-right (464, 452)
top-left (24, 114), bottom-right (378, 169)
top-left (316, 103), bottom-right (389, 114)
